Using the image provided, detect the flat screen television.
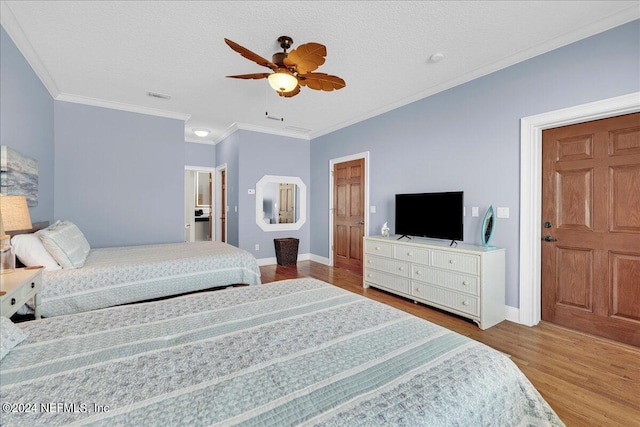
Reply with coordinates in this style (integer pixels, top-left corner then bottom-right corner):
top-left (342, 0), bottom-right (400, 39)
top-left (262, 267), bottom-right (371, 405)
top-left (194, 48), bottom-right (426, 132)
top-left (395, 191), bottom-right (464, 242)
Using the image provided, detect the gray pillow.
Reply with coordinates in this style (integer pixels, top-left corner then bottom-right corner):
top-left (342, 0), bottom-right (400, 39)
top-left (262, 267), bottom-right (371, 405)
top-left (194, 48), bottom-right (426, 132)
top-left (37, 220), bottom-right (91, 269)
top-left (0, 316), bottom-right (28, 360)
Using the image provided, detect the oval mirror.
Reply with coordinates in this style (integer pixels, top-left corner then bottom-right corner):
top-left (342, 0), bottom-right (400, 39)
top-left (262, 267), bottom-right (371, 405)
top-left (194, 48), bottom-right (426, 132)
top-left (255, 175), bottom-right (307, 231)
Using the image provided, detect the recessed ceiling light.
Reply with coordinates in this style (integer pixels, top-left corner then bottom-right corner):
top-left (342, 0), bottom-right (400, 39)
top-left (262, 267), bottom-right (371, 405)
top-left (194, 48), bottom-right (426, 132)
top-left (429, 53), bottom-right (445, 63)
top-left (193, 129), bottom-right (210, 137)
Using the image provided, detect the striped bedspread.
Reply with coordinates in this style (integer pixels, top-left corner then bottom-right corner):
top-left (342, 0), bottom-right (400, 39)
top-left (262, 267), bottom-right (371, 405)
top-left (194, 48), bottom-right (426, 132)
top-left (39, 241), bottom-right (261, 317)
top-left (0, 278), bottom-right (563, 426)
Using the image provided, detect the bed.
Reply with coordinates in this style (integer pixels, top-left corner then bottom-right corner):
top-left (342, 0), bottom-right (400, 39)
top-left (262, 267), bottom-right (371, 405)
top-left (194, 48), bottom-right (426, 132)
top-left (0, 278), bottom-right (564, 426)
top-left (11, 221), bottom-right (261, 317)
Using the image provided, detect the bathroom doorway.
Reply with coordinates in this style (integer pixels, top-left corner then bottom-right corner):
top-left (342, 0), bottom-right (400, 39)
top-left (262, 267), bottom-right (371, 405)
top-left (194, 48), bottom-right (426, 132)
top-left (184, 167), bottom-right (215, 242)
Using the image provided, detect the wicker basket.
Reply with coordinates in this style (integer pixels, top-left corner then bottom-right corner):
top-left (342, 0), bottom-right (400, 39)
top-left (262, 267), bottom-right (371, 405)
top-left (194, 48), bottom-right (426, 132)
top-left (274, 238), bottom-right (299, 266)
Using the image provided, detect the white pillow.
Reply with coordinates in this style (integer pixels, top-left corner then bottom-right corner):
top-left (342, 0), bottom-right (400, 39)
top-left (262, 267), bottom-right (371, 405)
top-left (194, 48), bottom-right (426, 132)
top-left (0, 316), bottom-right (29, 360)
top-left (11, 233), bottom-right (61, 271)
top-left (37, 220), bottom-right (91, 269)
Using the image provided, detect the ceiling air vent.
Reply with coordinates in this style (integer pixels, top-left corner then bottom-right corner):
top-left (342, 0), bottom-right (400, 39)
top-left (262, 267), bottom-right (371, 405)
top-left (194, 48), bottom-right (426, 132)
top-left (147, 91), bottom-right (171, 100)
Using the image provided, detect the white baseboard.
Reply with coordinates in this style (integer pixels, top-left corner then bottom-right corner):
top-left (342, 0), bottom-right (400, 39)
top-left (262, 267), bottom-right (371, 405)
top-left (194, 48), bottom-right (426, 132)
top-left (505, 305), bottom-right (520, 323)
top-left (309, 254), bottom-right (331, 265)
top-left (256, 252), bottom-right (319, 266)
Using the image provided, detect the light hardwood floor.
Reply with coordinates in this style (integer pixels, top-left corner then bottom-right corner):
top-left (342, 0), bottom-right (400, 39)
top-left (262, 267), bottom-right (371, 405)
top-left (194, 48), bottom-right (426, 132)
top-left (260, 261), bottom-right (640, 427)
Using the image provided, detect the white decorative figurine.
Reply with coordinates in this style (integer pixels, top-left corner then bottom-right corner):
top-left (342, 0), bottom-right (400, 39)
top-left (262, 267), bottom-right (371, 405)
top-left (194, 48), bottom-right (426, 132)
top-left (381, 222), bottom-right (390, 238)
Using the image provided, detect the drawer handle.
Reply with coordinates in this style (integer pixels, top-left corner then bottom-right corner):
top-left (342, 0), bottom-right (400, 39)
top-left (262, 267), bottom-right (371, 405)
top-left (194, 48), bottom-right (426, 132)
top-left (415, 271), bottom-right (421, 275)
top-left (31, 282), bottom-right (36, 289)
top-left (407, 252), bottom-right (413, 256)
top-left (449, 259), bottom-right (455, 264)
top-left (375, 246), bottom-right (381, 250)
top-left (398, 267), bottom-right (404, 271)
top-left (367, 274), bottom-right (373, 278)
top-left (368, 260), bottom-right (372, 263)
top-left (414, 288), bottom-right (419, 293)
top-left (462, 281), bottom-right (469, 286)
top-left (11, 298), bottom-right (16, 306)
top-left (461, 301), bottom-right (468, 306)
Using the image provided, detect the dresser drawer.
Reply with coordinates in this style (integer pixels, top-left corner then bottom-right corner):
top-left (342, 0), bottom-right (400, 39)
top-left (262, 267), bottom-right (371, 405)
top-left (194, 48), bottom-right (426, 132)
top-left (431, 250), bottom-right (479, 274)
top-left (412, 282), bottom-right (479, 316)
top-left (394, 246), bottom-right (430, 265)
top-left (365, 269), bottom-right (411, 295)
top-left (365, 255), bottom-right (410, 277)
top-left (364, 239), bottom-right (394, 257)
top-left (411, 266), bottom-right (479, 296)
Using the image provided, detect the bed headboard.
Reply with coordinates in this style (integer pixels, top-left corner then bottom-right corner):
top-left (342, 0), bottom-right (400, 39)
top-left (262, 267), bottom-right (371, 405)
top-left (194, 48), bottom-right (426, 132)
top-left (6, 221), bottom-right (49, 238)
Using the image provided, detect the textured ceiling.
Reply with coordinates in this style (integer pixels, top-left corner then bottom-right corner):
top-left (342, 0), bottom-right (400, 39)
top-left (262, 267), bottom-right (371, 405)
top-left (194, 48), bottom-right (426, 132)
top-left (2, 1), bottom-right (638, 143)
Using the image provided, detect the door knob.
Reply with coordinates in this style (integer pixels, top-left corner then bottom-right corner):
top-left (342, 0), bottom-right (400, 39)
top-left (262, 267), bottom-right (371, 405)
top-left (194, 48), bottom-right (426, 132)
top-left (356, 220), bottom-right (365, 225)
top-left (543, 235), bottom-right (558, 242)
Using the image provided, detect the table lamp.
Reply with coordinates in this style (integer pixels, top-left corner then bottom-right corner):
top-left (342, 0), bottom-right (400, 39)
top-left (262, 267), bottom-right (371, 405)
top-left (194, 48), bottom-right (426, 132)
top-left (0, 195), bottom-right (33, 274)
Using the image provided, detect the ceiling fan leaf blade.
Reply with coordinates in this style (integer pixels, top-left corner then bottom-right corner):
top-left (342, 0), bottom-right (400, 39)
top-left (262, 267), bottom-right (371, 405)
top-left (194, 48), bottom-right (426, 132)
top-left (285, 42), bottom-right (327, 74)
top-left (226, 73), bottom-right (270, 80)
top-left (224, 38), bottom-right (277, 71)
top-left (299, 73), bottom-right (346, 91)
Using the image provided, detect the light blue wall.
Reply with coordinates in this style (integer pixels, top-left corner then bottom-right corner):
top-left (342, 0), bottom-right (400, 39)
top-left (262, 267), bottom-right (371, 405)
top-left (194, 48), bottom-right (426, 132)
top-left (185, 142), bottom-right (215, 167)
top-left (54, 101), bottom-right (186, 247)
top-left (310, 20), bottom-right (640, 309)
top-left (237, 130), bottom-right (310, 259)
top-left (0, 26), bottom-right (54, 224)
top-left (215, 131), bottom-right (240, 246)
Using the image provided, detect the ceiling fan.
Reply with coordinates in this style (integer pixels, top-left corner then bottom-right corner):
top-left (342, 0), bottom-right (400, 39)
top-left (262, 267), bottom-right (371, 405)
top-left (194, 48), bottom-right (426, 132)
top-left (224, 36), bottom-right (346, 97)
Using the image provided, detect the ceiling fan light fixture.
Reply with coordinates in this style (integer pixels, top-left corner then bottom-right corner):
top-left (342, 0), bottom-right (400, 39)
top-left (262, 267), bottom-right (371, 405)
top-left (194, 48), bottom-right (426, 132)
top-left (193, 129), bottom-right (210, 137)
top-left (268, 70), bottom-right (298, 93)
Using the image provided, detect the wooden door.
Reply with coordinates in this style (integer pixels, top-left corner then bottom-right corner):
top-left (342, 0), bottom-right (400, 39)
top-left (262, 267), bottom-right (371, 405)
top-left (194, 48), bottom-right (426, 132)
top-left (207, 173), bottom-right (213, 239)
top-left (221, 169), bottom-right (226, 243)
top-left (541, 112), bottom-right (640, 346)
top-left (278, 183), bottom-right (295, 224)
top-left (333, 158), bottom-right (365, 272)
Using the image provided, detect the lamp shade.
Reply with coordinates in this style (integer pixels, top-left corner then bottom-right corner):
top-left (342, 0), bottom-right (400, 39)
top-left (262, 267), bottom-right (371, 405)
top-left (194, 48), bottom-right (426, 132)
top-left (0, 195), bottom-right (33, 233)
top-left (268, 70), bottom-right (298, 93)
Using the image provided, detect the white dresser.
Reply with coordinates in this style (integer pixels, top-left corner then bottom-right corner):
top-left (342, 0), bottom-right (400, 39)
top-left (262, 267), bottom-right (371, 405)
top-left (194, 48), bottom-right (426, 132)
top-left (363, 235), bottom-right (505, 329)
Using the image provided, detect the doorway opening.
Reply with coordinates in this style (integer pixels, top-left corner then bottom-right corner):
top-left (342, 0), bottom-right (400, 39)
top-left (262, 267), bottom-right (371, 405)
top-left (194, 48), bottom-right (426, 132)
top-left (184, 166), bottom-right (216, 242)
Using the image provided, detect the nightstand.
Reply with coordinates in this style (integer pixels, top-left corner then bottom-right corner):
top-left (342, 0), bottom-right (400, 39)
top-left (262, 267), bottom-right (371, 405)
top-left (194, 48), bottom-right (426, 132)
top-left (0, 267), bottom-right (43, 319)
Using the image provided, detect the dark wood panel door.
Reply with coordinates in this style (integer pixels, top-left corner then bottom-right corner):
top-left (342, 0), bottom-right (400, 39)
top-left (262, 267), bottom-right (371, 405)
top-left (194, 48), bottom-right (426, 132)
top-left (221, 169), bottom-right (226, 243)
top-left (333, 158), bottom-right (365, 272)
top-left (542, 112), bottom-right (640, 346)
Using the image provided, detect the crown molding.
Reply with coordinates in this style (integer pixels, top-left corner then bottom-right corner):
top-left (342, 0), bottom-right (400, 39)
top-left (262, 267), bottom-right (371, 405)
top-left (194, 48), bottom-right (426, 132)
top-left (1, 2), bottom-right (60, 98)
top-left (56, 93), bottom-right (191, 121)
top-left (310, 5), bottom-right (640, 140)
top-left (211, 122), bottom-right (310, 145)
top-left (185, 136), bottom-right (216, 145)
top-left (236, 122), bottom-right (310, 140)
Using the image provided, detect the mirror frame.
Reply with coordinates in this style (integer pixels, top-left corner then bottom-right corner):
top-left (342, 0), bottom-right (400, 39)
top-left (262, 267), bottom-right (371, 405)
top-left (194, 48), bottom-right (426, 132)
top-left (255, 175), bottom-right (306, 232)
top-left (195, 171), bottom-right (211, 208)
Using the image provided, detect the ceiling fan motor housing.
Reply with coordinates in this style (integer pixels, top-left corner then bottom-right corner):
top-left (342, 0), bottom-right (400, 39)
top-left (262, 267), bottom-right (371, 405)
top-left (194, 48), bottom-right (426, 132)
top-left (272, 52), bottom-right (287, 66)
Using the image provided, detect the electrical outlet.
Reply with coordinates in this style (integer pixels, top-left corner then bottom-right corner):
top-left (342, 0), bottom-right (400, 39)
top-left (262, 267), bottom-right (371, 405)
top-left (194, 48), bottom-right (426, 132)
top-left (255, 244), bottom-right (259, 251)
top-left (370, 205), bottom-right (377, 213)
top-left (248, 189), bottom-right (255, 194)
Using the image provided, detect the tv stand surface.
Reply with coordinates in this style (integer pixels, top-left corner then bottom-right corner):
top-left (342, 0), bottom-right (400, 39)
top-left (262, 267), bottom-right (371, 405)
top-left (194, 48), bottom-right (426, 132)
top-left (363, 235), bottom-right (505, 330)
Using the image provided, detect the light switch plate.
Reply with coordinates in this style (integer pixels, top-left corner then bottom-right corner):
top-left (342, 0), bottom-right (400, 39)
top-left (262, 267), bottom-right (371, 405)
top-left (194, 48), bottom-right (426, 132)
top-left (497, 207), bottom-right (510, 218)
top-left (248, 189), bottom-right (255, 194)
top-left (472, 207), bottom-right (479, 217)
top-left (370, 205), bottom-right (377, 213)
